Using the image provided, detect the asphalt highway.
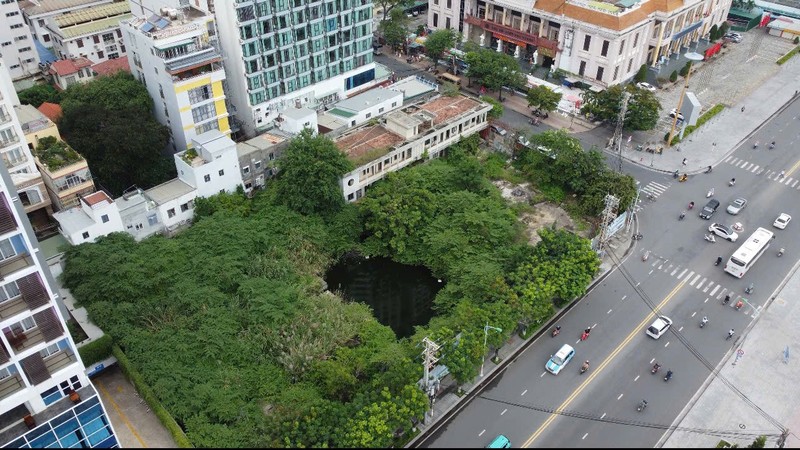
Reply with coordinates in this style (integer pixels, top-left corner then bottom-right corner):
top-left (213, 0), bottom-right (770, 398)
top-left (419, 93), bottom-right (800, 448)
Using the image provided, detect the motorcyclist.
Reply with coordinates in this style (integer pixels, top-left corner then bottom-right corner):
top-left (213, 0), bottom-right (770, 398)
top-left (707, 188), bottom-right (715, 197)
top-left (715, 256), bottom-right (723, 265)
top-left (688, 201), bottom-right (695, 209)
top-left (706, 165), bottom-right (712, 173)
top-left (679, 210), bottom-right (686, 220)
top-left (552, 325), bottom-right (561, 336)
top-left (729, 178), bottom-right (736, 186)
top-left (770, 141), bottom-right (776, 149)
top-left (581, 360), bottom-right (590, 371)
top-left (665, 369), bottom-right (673, 380)
top-left (701, 316), bottom-right (708, 326)
top-left (779, 248), bottom-right (785, 256)
top-left (652, 362), bottom-right (661, 372)
top-left (724, 294), bottom-right (731, 305)
top-left (727, 328), bottom-right (735, 339)
top-left (754, 141), bottom-right (759, 148)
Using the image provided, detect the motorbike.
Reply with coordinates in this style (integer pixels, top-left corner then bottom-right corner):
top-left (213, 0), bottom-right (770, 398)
top-left (637, 400), bottom-right (648, 412)
top-left (729, 179), bottom-right (736, 187)
top-left (679, 211), bottom-right (686, 221)
top-left (651, 363), bottom-right (661, 374)
top-left (753, 141), bottom-right (759, 149)
top-left (707, 188), bottom-right (715, 198)
top-left (705, 166), bottom-right (713, 174)
top-left (778, 248), bottom-right (784, 257)
top-left (551, 326), bottom-right (561, 337)
top-left (704, 234), bottom-right (717, 243)
top-left (700, 316), bottom-right (708, 328)
top-left (745, 283), bottom-right (754, 294)
top-left (664, 370), bottom-right (673, 382)
top-left (715, 256), bottom-right (722, 266)
top-left (769, 142), bottom-right (775, 149)
top-left (688, 202), bottom-right (695, 210)
top-left (580, 329), bottom-right (591, 341)
top-left (580, 362), bottom-right (589, 375)
top-left (735, 300), bottom-right (744, 310)
top-left (632, 233), bottom-right (643, 240)
top-left (723, 295), bottom-right (731, 305)
top-left (672, 170), bottom-right (679, 179)
top-left (679, 174), bottom-right (688, 182)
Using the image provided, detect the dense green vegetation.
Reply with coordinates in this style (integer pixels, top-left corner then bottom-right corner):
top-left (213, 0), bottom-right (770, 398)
top-left (17, 84), bottom-right (61, 107)
top-left (581, 84), bottom-right (662, 131)
top-left (62, 134), bottom-right (601, 447)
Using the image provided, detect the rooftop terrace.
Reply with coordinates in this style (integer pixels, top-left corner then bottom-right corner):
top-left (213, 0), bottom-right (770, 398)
top-left (335, 126), bottom-right (405, 166)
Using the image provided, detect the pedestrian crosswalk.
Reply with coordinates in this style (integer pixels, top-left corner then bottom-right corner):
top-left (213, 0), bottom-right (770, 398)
top-left (639, 253), bottom-right (756, 311)
top-left (635, 181), bottom-right (671, 211)
top-left (724, 156), bottom-right (800, 189)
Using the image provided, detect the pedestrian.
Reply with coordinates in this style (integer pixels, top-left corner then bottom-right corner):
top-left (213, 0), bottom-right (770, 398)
top-left (741, 106), bottom-right (745, 112)
top-left (712, 142), bottom-right (717, 146)
top-left (779, 170), bottom-right (785, 178)
top-left (682, 158), bottom-right (687, 165)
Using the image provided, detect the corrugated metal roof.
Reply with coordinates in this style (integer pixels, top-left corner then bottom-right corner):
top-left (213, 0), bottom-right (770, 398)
top-left (55, 1), bottom-right (130, 27)
top-left (56, 14), bottom-right (132, 38)
top-left (21, 0), bottom-right (111, 17)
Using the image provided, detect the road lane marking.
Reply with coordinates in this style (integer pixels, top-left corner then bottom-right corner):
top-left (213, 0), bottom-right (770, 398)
top-left (501, 409), bottom-right (507, 416)
top-left (521, 389), bottom-right (528, 396)
top-left (479, 429), bottom-right (486, 437)
top-left (582, 433), bottom-right (588, 440)
top-left (793, 180), bottom-right (799, 188)
top-left (690, 274), bottom-right (701, 286)
top-left (678, 268), bottom-right (688, 278)
top-left (523, 276), bottom-right (689, 447)
top-left (621, 295), bottom-right (627, 300)
top-left (649, 269), bottom-right (654, 275)
top-left (703, 282), bottom-right (713, 292)
top-left (95, 379), bottom-right (148, 448)
top-left (691, 311), bottom-right (697, 317)
top-left (664, 341), bottom-right (671, 348)
top-left (634, 375), bottom-right (639, 381)
top-left (600, 413), bottom-right (606, 419)
top-left (710, 285), bottom-right (720, 296)
top-left (751, 165), bottom-right (760, 172)
top-left (607, 309), bottom-right (613, 314)
top-left (671, 267), bottom-right (679, 276)
top-left (696, 278), bottom-right (705, 289)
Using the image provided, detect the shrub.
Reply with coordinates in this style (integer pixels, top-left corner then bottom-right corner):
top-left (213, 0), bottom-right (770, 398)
top-left (664, 104), bottom-right (724, 144)
top-left (656, 77), bottom-right (668, 85)
top-left (669, 70), bottom-right (678, 82)
top-left (777, 46), bottom-right (800, 65)
top-left (795, 36), bottom-right (799, 45)
top-left (77, 334), bottom-right (113, 366)
top-left (634, 64), bottom-right (647, 82)
top-left (679, 62), bottom-right (691, 77)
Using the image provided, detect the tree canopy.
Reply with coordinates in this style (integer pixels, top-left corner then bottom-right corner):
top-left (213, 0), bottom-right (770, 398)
top-left (378, 8), bottom-right (410, 49)
top-left (425, 28), bottom-right (459, 65)
top-left (580, 84), bottom-right (661, 131)
top-left (463, 47), bottom-right (525, 100)
top-left (57, 72), bottom-right (175, 196)
top-left (527, 85), bottom-right (563, 112)
top-left (17, 84), bottom-right (60, 108)
top-left (274, 129), bottom-right (354, 217)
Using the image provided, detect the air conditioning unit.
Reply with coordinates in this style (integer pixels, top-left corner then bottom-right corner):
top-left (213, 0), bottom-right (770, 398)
top-left (160, 7), bottom-right (170, 16)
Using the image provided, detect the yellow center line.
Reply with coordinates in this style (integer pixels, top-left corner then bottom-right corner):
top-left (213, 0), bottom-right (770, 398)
top-left (523, 276), bottom-right (689, 447)
top-left (95, 379), bottom-right (148, 448)
top-left (785, 158), bottom-right (800, 178)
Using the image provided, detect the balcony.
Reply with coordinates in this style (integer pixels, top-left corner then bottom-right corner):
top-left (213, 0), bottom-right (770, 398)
top-left (165, 47), bottom-right (221, 74)
top-left (0, 370), bottom-right (24, 401)
top-left (0, 194), bottom-right (17, 235)
top-left (0, 253), bottom-right (33, 282)
top-left (0, 134), bottom-right (20, 150)
top-left (463, 15), bottom-right (559, 53)
top-left (2, 152), bottom-right (27, 169)
top-left (0, 273), bottom-right (52, 321)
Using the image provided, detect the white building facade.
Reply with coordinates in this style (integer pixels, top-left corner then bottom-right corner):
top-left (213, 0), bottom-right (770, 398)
top-left (52, 191), bottom-right (122, 245)
top-left (0, 137), bottom-right (119, 447)
top-left (122, 5), bottom-right (230, 151)
top-left (430, 0), bottom-right (733, 88)
top-left (214, 0), bottom-right (379, 136)
top-left (21, 0), bottom-right (114, 50)
top-left (46, 1), bottom-right (131, 63)
top-left (0, 0), bottom-right (38, 80)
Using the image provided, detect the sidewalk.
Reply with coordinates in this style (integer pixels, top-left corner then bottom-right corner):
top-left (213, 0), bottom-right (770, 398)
top-left (405, 219), bottom-right (637, 447)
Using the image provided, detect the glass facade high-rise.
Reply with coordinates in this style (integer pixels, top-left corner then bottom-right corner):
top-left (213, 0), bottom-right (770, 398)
top-left (0, 60), bottom-right (118, 448)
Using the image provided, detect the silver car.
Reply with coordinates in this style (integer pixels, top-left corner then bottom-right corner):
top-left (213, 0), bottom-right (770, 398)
top-left (726, 198), bottom-right (747, 215)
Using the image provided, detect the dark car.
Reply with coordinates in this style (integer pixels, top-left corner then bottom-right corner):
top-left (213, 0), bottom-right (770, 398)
top-left (700, 199), bottom-right (720, 220)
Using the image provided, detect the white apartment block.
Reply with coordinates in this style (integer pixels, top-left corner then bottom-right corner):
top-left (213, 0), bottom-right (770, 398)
top-left (21, 0), bottom-right (114, 49)
top-left (214, 0), bottom-right (379, 137)
top-left (335, 93), bottom-right (492, 201)
top-left (0, 130), bottom-right (119, 447)
top-left (46, 1), bottom-right (131, 63)
top-left (0, 60), bottom-right (52, 234)
top-left (0, 0), bottom-right (38, 80)
top-left (429, 0), bottom-right (733, 88)
top-left (122, 5), bottom-right (230, 151)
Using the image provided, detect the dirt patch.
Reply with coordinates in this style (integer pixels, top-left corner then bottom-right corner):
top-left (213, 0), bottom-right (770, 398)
top-left (493, 180), bottom-right (590, 246)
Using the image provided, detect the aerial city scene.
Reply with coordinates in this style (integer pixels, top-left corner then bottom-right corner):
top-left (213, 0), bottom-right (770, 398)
top-left (0, 0), bottom-right (798, 447)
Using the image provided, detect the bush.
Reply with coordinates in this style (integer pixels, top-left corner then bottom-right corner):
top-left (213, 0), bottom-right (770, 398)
top-left (634, 64), bottom-right (647, 82)
top-left (664, 104), bottom-right (725, 144)
top-left (669, 70), bottom-right (678, 82)
top-left (656, 77), bottom-right (668, 85)
top-left (679, 62), bottom-right (691, 77)
top-left (777, 46), bottom-right (800, 65)
top-left (795, 36), bottom-right (799, 45)
top-left (113, 345), bottom-right (193, 447)
top-left (77, 334), bottom-right (113, 366)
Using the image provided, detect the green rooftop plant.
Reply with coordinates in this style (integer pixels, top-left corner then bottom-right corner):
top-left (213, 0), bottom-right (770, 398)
top-left (33, 136), bottom-right (83, 171)
top-left (181, 148), bottom-right (199, 164)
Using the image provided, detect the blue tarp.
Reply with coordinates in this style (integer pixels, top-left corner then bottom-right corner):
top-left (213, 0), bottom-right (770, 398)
top-left (35, 40), bottom-right (57, 65)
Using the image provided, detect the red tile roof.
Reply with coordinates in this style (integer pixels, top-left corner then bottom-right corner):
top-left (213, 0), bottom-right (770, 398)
top-left (91, 56), bottom-right (130, 76)
top-left (82, 191), bottom-right (111, 207)
top-left (37, 102), bottom-right (63, 123)
top-left (50, 58), bottom-right (93, 76)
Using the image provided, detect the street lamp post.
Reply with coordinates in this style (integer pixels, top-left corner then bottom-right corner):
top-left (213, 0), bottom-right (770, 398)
top-left (667, 52), bottom-right (704, 147)
top-left (480, 322), bottom-right (503, 377)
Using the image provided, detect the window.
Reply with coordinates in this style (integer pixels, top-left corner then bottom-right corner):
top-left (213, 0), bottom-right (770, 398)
top-left (596, 66), bottom-right (604, 81)
top-left (167, 208), bottom-right (176, 218)
top-left (601, 40), bottom-right (609, 57)
top-left (180, 203), bottom-right (189, 212)
top-left (191, 103), bottom-right (217, 122)
top-left (188, 85), bottom-right (212, 104)
top-left (195, 121), bottom-right (219, 134)
top-left (243, 165), bottom-right (250, 174)
top-left (97, 50), bottom-right (104, 59)
top-left (40, 342), bottom-right (60, 358)
top-left (633, 32), bottom-right (639, 47)
top-left (77, 39), bottom-right (84, 48)
top-left (446, 0), bottom-right (452, 7)
top-left (218, 169), bottom-right (224, 176)
top-left (204, 174), bottom-right (211, 182)
top-left (5, 11), bottom-right (19, 17)
top-left (365, 112), bottom-right (371, 119)
top-left (433, 13), bottom-right (438, 28)
top-left (619, 39), bottom-right (625, 55)
top-left (254, 160), bottom-right (262, 169)
top-left (268, 153), bottom-right (274, 161)
top-left (583, 35), bottom-right (591, 51)
top-left (81, 231), bottom-right (89, 239)
top-left (613, 65), bottom-right (619, 80)
top-left (627, 58), bottom-right (634, 72)
top-left (0, 237), bottom-right (19, 261)
top-left (379, 107), bottom-right (384, 113)
top-left (578, 60), bottom-right (586, 76)
top-left (446, 17), bottom-right (451, 29)
top-left (0, 281), bottom-right (20, 304)
top-left (101, 214), bottom-right (109, 223)
top-left (93, 35), bottom-right (99, 44)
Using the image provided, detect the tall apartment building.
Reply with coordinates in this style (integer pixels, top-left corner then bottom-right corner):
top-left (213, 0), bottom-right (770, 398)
top-left (429, 0), bottom-right (733, 88)
top-left (214, 0), bottom-right (378, 136)
top-left (122, 4), bottom-right (230, 151)
top-left (0, 66), bottom-right (118, 446)
top-left (0, 60), bottom-right (52, 235)
top-left (0, 0), bottom-right (38, 80)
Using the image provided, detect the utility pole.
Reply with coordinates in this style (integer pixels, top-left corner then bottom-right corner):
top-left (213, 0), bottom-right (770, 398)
top-left (613, 91), bottom-right (631, 173)
top-left (596, 194), bottom-right (620, 256)
top-left (421, 337), bottom-right (441, 424)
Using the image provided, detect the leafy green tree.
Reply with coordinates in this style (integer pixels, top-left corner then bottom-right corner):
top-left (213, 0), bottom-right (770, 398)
top-left (193, 187), bottom-right (251, 221)
top-left (339, 386), bottom-right (427, 447)
top-left (464, 47), bottom-right (494, 87)
top-left (634, 64), bottom-right (648, 83)
top-left (670, 70), bottom-right (678, 82)
top-left (527, 85), bottom-right (563, 112)
top-left (60, 72), bottom-right (155, 114)
top-left (710, 24), bottom-right (719, 41)
top-left (480, 95), bottom-right (504, 119)
top-left (719, 22), bottom-right (730, 37)
top-left (425, 28), bottom-right (459, 67)
top-left (274, 129), bottom-right (354, 217)
top-left (18, 84), bottom-right (60, 107)
top-left (679, 61), bottom-right (691, 77)
top-left (580, 169), bottom-right (637, 215)
top-left (378, 8), bottom-right (410, 50)
top-left (433, 327), bottom-right (484, 388)
top-left (477, 51), bottom-right (525, 101)
top-left (747, 435), bottom-right (767, 448)
top-left (580, 85), bottom-right (661, 130)
top-left (375, 0), bottom-right (413, 20)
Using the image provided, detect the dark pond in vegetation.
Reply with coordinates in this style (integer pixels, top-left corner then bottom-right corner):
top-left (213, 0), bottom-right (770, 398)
top-left (325, 255), bottom-right (443, 339)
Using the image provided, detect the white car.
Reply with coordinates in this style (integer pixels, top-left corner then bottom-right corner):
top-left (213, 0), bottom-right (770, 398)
top-left (774, 213), bottom-right (792, 230)
top-left (636, 82), bottom-right (656, 92)
top-left (726, 198), bottom-right (747, 215)
top-left (708, 223), bottom-right (739, 242)
top-left (646, 316), bottom-right (673, 339)
top-left (545, 344), bottom-right (575, 375)
top-left (669, 109), bottom-right (685, 121)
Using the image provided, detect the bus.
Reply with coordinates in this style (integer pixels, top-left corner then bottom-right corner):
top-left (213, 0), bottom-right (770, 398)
top-left (724, 227), bottom-right (774, 278)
